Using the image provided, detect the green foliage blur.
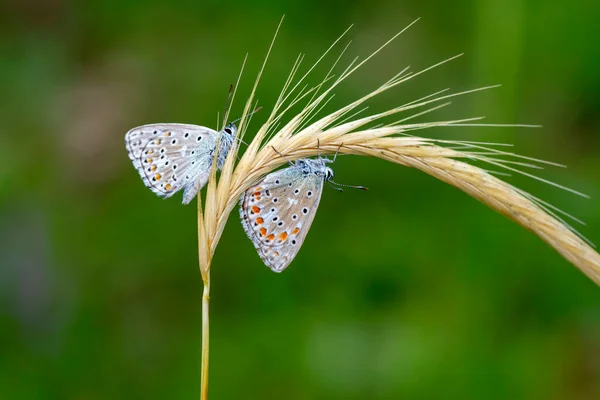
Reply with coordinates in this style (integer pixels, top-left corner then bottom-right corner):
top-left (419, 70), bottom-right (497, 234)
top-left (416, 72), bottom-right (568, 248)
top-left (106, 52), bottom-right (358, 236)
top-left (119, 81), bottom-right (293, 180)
top-left (1, 1), bottom-right (599, 399)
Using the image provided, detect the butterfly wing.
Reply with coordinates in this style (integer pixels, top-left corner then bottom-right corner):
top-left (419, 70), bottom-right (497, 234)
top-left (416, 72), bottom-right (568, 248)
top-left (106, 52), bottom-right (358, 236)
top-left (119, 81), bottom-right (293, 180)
top-left (125, 123), bottom-right (219, 204)
top-left (240, 165), bottom-right (325, 272)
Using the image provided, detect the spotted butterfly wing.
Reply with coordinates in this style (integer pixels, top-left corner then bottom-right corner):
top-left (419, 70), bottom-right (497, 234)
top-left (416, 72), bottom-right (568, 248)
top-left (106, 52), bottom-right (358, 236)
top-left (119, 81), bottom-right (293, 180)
top-left (125, 123), bottom-right (229, 204)
top-left (240, 163), bottom-right (325, 272)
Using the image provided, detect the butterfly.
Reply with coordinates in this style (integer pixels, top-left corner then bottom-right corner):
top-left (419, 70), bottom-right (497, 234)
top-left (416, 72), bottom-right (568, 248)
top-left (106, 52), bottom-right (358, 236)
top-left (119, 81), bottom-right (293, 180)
top-left (125, 122), bottom-right (237, 204)
top-left (239, 149), bottom-right (366, 272)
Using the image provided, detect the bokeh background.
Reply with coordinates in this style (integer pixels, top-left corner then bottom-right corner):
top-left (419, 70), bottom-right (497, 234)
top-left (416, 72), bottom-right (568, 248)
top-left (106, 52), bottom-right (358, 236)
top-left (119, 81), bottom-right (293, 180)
top-left (1, 1), bottom-right (599, 399)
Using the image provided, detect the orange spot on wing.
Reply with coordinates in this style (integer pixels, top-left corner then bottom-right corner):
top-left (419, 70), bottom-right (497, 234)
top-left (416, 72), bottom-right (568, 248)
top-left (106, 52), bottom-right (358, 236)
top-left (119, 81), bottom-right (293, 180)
top-left (165, 183), bottom-right (172, 190)
top-left (256, 217), bottom-right (264, 224)
top-left (151, 165), bottom-right (157, 172)
top-left (259, 228), bottom-right (267, 237)
top-left (252, 206), bottom-right (260, 214)
top-left (266, 234), bottom-right (275, 241)
top-left (164, 131), bottom-right (172, 137)
top-left (279, 232), bottom-right (288, 241)
top-left (155, 174), bottom-right (162, 181)
top-left (292, 227), bottom-right (300, 235)
top-left (255, 186), bottom-right (262, 191)
top-left (146, 158), bottom-right (153, 163)
top-left (148, 149), bottom-right (154, 155)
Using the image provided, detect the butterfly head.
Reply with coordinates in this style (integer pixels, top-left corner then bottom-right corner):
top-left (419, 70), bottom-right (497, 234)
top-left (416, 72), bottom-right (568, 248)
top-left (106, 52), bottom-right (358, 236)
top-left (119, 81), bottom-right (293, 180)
top-left (315, 155), bottom-right (335, 181)
top-left (222, 122), bottom-right (237, 137)
top-left (325, 167), bottom-right (334, 182)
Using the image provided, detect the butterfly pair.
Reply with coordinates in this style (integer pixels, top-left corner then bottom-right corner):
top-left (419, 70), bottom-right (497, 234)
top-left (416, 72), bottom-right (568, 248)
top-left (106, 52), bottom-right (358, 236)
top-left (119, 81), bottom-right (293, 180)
top-left (126, 121), bottom-right (364, 272)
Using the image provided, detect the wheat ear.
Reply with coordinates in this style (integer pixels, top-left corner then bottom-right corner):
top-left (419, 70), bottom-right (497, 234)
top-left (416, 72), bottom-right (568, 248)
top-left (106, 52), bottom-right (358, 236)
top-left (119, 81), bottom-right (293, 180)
top-left (196, 18), bottom-right (599, 399)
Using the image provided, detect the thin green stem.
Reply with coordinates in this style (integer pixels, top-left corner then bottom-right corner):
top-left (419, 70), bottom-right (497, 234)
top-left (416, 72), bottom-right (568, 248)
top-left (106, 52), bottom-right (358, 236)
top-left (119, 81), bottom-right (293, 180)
top-left (200, 271), bottom-right (210, 400)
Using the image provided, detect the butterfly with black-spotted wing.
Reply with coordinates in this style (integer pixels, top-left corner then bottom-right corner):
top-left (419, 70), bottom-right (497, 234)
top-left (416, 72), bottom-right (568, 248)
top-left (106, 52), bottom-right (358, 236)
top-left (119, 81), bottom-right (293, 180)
top-left (240, 149), bottom-right (366, 272)
top-left (125, 122), bottom-right (237, 204)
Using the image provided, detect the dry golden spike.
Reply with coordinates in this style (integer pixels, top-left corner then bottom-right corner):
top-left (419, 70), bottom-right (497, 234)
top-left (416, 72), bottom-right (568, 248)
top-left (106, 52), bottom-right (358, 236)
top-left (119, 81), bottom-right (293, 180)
top-left (196, 17), bottom-right (599, 399)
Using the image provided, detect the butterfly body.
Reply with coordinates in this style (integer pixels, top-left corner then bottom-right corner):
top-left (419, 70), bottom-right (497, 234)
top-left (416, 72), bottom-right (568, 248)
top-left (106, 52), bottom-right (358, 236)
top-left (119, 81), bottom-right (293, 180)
top-left (239, 156), bottom-right (335, 272)
top-left (125, 123), bottom-right (236, 204)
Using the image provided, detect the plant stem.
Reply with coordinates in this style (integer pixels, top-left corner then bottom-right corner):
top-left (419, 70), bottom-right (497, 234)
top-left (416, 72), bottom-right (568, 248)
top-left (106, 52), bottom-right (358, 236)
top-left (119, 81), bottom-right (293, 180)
top-left (200, 272), bottom-right (210, 400)
top-left (197, 191), bottom-right (210, 400)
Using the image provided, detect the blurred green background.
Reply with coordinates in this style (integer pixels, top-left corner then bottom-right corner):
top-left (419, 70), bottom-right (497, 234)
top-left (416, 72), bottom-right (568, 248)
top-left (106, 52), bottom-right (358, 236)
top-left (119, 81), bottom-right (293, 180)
top-left (1, 0), bottom-right (599, 399)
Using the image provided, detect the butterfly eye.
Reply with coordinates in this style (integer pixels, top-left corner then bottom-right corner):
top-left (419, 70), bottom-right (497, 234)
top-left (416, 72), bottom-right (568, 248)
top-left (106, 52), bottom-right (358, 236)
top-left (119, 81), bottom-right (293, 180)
top-left (224, 127), bottom-right (232, 134)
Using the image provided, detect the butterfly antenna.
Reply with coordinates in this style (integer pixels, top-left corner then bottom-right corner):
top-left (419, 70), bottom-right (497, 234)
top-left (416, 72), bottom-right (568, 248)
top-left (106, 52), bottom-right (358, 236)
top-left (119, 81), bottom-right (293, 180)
top-left (231, 106), bottom-right (263, 125)
top-left (271, 146), bottom-right (294, 166)
top-left (329, 180), bottom-right (368, 191)
top-left (221, 84), bottom-right (234, 128)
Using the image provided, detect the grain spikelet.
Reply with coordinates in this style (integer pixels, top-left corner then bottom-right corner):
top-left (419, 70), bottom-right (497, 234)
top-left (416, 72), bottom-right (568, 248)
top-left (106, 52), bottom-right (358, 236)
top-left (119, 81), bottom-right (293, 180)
top-left (196, 18), bottom-right (599, 399)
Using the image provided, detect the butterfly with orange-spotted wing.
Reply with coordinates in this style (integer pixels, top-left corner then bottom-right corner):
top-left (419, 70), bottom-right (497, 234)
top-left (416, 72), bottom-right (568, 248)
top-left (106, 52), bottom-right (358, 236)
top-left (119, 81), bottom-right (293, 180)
top-left (125, 122), bottom-right (237, 204)
top-left (240, 149), bottom-right (367, 272)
